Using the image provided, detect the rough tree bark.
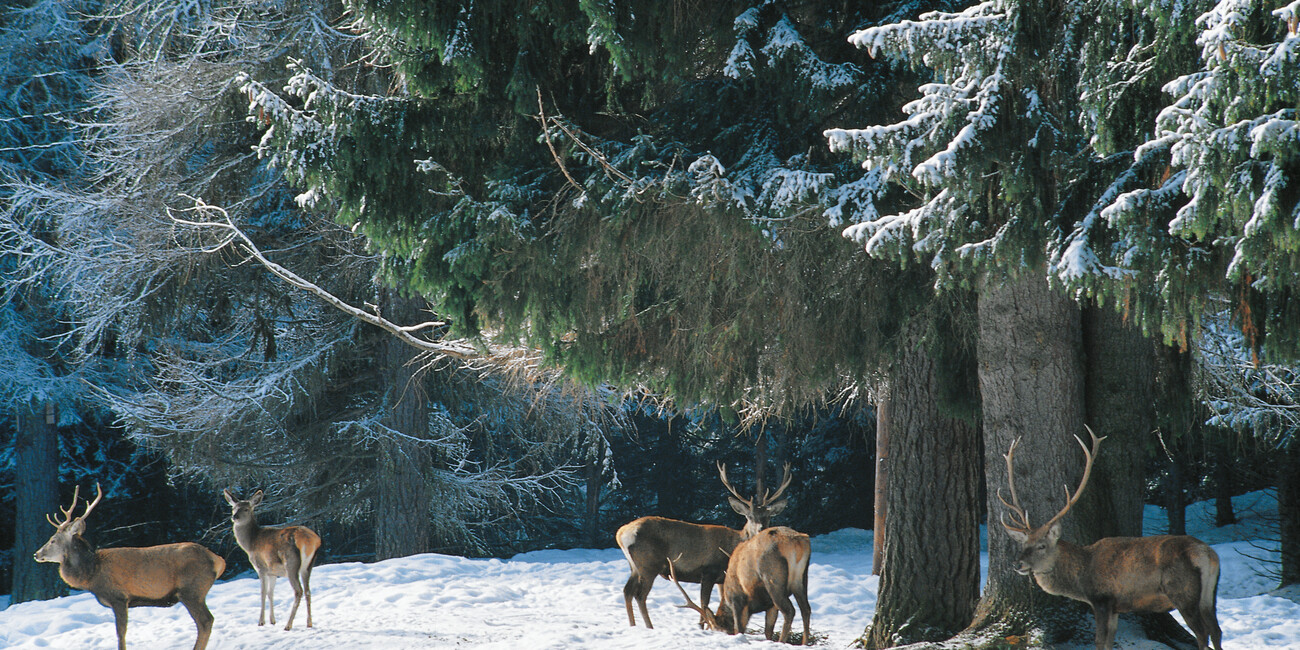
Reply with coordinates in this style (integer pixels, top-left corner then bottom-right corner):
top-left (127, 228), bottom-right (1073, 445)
top-left (1082, 306), bottom-right (1196, 648)
top-left (970, 270), bottom-right (1090, 642)
top-left (374, 290), bottom-right (433, 560)
top-left (863, 331), bottom-right (981, 649)
top-left (872, 389), bottom-right (890, 576)
top-left (1280, 445), bottom-right (1300, 587)
top-left (12, 398), bottom-right (65, 602)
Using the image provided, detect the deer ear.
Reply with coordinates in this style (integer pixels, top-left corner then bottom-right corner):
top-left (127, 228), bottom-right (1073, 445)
top-left (222, 489), bottom-right (236, 505)
top-left (728, 497), bottom-right (750, 517)
top-left (765, 498), bottom-right (788, 518)
top-left (1006, 528), bottom-right (1029, 544)
top-left (1047, 522), bottom-right (1062, 544)
top-left (250, 490), bottom-right (264, 507)
top-left (68, 518), bottom-right (86, 536)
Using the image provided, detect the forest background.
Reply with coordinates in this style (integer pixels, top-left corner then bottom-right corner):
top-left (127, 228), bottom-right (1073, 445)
top-left (1, 0), bottom-right (1298, 648)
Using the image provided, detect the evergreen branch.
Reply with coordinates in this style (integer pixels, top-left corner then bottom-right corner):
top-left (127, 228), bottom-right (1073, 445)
top-left (536, 87), bottom-right (583, 194)
top-left (167, 196), bottom-right (480, 360)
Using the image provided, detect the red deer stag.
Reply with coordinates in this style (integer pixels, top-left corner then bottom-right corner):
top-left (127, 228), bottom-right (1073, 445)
top-left (671, 525), bottom-right (812, 644)
top-left (1000, 427), bottom-right (1223, 650)
top-left (615, 462), bottom-right (791, 629)
top-left (33, 484), bottom-right (225, 650)
top-left (223, 488), bottom-right (322, 630)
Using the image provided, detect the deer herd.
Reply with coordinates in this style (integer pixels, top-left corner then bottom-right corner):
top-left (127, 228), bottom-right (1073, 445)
top-left (31, 426), bottom-right (1225, 649)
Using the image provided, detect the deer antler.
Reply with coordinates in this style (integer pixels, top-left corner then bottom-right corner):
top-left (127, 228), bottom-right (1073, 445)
top-left (717, 462), bottom-right (752, 509)
top-left (46, 484), bottom-right (103, 529)
top-left (668, 557), bottom-right (720, 630)
top-left (1042, 426), bottom-right (1105, 532)
top-left (762, 463), bottom-right (793, 507)
top-left (998, 437), bottom-right (1032, 534)
top-left (47, 484), bottom-right (82, 528)
top-left (1000, 428), bottom-right (1106, 535)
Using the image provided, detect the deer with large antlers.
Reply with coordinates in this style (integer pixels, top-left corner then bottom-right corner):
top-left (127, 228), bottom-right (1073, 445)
top-left (33, 484), bottom-right (226, 650)
top-left (671, 525), bottom-right (813, 644)
top-left (1000, 427), bottom-right (1223, 650)
top-left (615, 462), bottom-right (792, 628)
top-left (223, 488), bottom-right (322, 630)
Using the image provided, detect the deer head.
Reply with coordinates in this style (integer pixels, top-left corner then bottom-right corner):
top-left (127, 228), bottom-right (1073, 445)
top-left (718, 461), bottom-right (792, 537)
top-left (999, 425), bottom-right (1105, 576)
top-left (34, 483), bottom-right (104, 564)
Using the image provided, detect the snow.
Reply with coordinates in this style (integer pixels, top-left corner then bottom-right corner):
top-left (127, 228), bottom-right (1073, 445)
top-left (2, 491), bottom-right (1296, 649)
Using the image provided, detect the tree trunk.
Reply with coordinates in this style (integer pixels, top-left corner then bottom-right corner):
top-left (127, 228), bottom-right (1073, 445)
top-left (12, 398), bottom-right (65, 603)
top-left (583, 436), bottom-right (606, 548)
top-left (374, 290), bottom-right (433, 560)
top-left (1280, 445), bottom-right (1300, 587)
top-left (1213, 441), bottom-right (1236, 528)
top-left (970, 270), bottom-right (1090, 642)
top-left (872, 389), bottom-right (890, 576)
top-left (863, 331), bottom-right (980, 649)
top-left (1082, 306), bottom-right (1196, 648)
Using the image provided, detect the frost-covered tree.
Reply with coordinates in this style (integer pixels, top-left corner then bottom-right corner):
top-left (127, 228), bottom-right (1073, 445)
top-left (239, 0), bottom-right (992, 640)
top-left (0, 0), bottom-right (630, 562)
top-left (0, 0), bottom-right (106, 602)
top-left (821, 1), bottom-right (1197, 645)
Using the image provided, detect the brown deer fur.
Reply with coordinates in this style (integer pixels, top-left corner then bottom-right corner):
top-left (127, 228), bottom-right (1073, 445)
top-left (672, 526), bottom-right (813, 644)
top-left (1001, 429), bottom-right (1223, 650)
top-left (616, 463), bottom-right (791, 629)
top-left (223, 488), bottom-right (322, 630)
top-left (34, 485), bottom-right (225, 650)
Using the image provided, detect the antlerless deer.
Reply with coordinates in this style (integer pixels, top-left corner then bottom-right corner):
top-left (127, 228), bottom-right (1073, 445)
top-left (33, 484), bottom-right (225, 650)
top-left (1000, 427), bottom-right (1223, 650)
top-left (223, 488), bottom-right (322, 630)
top-left (615, 462), bottom-right (791, 628)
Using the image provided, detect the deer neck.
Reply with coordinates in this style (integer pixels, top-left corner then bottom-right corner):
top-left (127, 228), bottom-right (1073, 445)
top-left (58, 537), bottom-right (101, 590)
top-left (232, 516), bottom-right (264, 550)
top-left (1031, 540), bottom-right (1089, 601)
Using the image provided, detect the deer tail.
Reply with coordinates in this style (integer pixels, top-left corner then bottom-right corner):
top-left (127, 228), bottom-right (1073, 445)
top-left (1197, 545), bottom-right (1220, 614)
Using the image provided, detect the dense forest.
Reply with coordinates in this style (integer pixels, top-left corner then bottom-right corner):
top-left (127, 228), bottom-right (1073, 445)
top-left (1, 0), bottom-right (1297, 648)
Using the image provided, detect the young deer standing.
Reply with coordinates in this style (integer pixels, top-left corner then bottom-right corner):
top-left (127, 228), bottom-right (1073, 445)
top-left (1000, 427), bottom-right (1223, 650)
top-left (672, 525), bottom-right (813, 644)
top-left (615, 462), bottom-right (791, 629)
top-left (34, 484), bottom-right (225, 650)
top-left (222, 488), bottom-right (322, 630)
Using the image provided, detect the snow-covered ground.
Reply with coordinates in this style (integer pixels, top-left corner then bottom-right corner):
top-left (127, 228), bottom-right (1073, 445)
top-left (1, 491), bottom-right (1296, 649)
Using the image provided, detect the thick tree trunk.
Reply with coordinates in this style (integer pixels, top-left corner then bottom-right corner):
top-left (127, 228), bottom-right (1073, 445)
top-left (12, 398), bottom-right (65, 603)
top-left (1213, 442), bottom-right (1236, 528)
top-left (863, 332), bottom-right (980, 649)
top-left (970, 270), bottom-right (1090, 642)
top-left (1082, 306), bottom-right (1196, 648)
top-left (872, 389), bottom-right (890, 576)
top-left (1280, 446), bottom-right (1300, 587)
top-left (374, 291), bottom-right (433, 560)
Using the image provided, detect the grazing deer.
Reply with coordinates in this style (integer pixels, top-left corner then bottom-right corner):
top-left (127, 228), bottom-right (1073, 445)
top-left (671, 526), bottom-right (812, 644)
top-left (222, 488), bottom-right (322, 630)
top-left (33, 484), bottom-right (225, 650)
top-left (615, 462), bottom-right (791, 629)
top-left (999, 427), bottom-right (1223, 650)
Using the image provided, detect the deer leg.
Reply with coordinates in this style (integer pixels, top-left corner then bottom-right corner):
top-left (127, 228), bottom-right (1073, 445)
top-left (777, 597), bottom-right (797, 643)
top-left (182, 596), bottom-right (215, 650)
top-left (1177, 606), bottom-right (1209, 650)
top-left (1200, 604), bottom-right (1223, 650)
top-left (698, 580), bottom-right (713, 629)
top-left (256, 572), bottom-right (269, 625)
top-left (302, 560), bottom-right (314, 628)
top-left (283, 553), bottom-right (304, 631)
top-left (1091, 601), bottom-right (1118, 650)
top-left (111, 602), bottom-right (128, 650)
top-left (795, 575), bottom-right (812, 645)
top-left (266, 574), bottom-right (277, 625)
top-left (622, 573), bottom-right (648, 627)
